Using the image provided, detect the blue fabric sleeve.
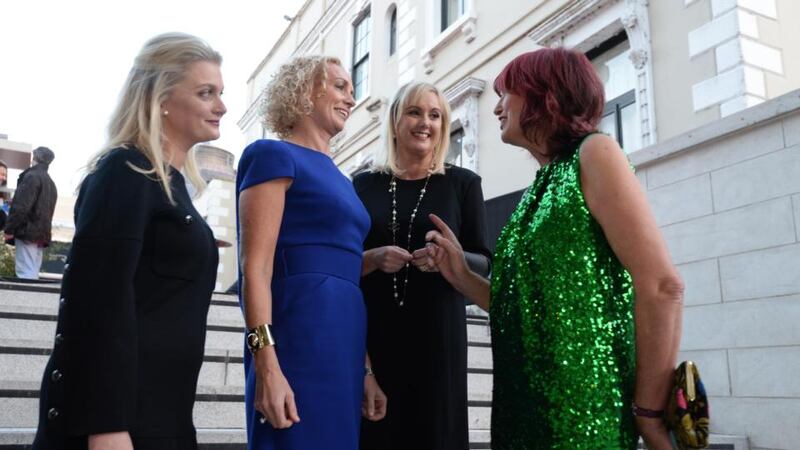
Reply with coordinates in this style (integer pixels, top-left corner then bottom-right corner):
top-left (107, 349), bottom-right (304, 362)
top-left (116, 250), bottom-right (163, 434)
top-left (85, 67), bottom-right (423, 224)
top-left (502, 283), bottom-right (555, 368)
top-left (237, 140), bottom-right (296, 192)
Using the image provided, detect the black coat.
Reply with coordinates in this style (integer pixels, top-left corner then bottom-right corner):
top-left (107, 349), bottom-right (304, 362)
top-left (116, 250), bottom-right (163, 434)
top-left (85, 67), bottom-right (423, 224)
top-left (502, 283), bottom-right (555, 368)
top-left (33, 147), bottom-right (219, 450)
top-left (5, 163), bottom-right (58, 244)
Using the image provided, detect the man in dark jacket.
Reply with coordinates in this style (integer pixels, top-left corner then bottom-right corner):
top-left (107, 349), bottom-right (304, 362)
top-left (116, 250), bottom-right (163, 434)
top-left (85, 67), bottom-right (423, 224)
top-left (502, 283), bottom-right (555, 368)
top-left (4, 147), bottom-right (58, 279)
top-left (0, 159), bottom-right (9, 230)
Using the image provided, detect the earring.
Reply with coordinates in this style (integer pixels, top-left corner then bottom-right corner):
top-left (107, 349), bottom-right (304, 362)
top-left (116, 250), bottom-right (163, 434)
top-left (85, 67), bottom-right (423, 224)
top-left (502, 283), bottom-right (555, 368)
top-left (162, 110), bottom-right (169, 116)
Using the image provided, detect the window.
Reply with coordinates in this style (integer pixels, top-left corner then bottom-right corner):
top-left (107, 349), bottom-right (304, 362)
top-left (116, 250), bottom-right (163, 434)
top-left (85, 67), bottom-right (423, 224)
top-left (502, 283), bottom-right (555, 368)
top-left (441, 0), bottom-right (465, 31)
top-left (352, 11), bottom-right (371, 101)
top-left (446, 127), bottom-right (464, 166)
top-left (588, 32), bottom-right (641, 153)
top-left (389, 7), bottom-right (397, 56)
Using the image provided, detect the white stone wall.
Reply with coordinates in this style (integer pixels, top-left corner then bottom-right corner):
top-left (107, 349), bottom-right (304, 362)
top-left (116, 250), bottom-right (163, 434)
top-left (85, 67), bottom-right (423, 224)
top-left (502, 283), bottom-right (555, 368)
top-left (687, 0), bottom-right (783, 117)
top-left (630, 89), bottom-right (800, 450)
top-left (193, 179), bottom-right (237, 292)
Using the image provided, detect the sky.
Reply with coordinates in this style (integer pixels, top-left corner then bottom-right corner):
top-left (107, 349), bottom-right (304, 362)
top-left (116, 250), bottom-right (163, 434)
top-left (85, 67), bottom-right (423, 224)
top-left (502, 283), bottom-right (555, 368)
top-left (0, 0), bottom-right (306, 194)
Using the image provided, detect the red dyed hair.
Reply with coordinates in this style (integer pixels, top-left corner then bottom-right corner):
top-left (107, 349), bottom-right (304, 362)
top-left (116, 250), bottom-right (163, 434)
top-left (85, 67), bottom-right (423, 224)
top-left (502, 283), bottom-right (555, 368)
top-left (494, 47), bottom-right (605, 154)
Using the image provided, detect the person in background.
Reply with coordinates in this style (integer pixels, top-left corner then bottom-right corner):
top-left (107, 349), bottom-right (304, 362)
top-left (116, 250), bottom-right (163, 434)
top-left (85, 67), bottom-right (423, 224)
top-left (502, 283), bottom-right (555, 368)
top-left (354, 81), bottom-right (491, 450)
top-left (237, 55), bottom-right (375, 450)
top-left (4, 147), bottom-right (57, 279)
top-left (425, 48), bottom-right (684, 450)
top-left (0, 160), bottom-right (9, 230)
top-left (32, 32), bottom-right (225, 450)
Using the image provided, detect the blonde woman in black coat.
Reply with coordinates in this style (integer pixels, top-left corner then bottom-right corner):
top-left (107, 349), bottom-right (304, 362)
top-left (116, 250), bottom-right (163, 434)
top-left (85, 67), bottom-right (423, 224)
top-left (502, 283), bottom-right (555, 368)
top-left (33, 32), bottom-right (226, 450)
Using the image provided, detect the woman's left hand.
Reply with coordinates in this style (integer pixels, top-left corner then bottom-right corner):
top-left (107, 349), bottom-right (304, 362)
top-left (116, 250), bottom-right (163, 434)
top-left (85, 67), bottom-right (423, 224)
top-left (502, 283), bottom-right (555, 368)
top-left (636, 416), bottom-right (674, 450)
top-left (362, 373), bottom-right (388, 421)
top-left (410, 245), bottom-right (438, 272)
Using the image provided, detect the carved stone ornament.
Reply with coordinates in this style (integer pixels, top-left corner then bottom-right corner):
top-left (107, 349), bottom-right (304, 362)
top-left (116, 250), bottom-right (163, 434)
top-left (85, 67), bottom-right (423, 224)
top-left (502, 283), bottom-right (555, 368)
top-left (628, 48), bottom-right (648, 69)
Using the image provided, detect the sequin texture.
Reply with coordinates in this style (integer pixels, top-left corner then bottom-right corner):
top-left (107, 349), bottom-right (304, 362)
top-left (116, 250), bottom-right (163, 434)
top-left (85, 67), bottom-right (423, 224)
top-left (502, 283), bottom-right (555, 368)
top-left (489, 145), bottom-right (637, 449)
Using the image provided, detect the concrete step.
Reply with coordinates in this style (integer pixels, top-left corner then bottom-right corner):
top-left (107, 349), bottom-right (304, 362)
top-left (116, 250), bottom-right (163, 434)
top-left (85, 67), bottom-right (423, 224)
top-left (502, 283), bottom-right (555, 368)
top-left (0, 283), bottom-right (495, 446)
top-left (0, 367), bottom-right (492, 427)
top-left (0, 381), bottom-right (246, 429)
top-left (0, 429), bottom-right (750, 450)
top-left (637, 434), bottom-right (749, 449)
top-left (0, 338), bottom-right (492, 395)
top-left (0, 427), bottom-right (250, 449)
top-left (469, 429), bottom-right (491, 449)
top-left (0, 393), bottom-right (489, 440)
top-left (0, 299), bottom-right (492, 352)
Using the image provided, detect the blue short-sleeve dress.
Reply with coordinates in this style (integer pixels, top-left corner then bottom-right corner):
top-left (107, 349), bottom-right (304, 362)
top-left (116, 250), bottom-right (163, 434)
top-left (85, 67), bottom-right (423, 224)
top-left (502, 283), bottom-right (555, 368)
top-left (236, 139), bottom-right (371, 450)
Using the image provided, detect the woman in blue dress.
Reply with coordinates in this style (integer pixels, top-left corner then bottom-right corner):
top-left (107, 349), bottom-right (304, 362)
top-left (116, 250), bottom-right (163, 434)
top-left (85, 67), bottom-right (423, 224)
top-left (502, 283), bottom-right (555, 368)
top-left (236, 55), bottom-right (382, 450)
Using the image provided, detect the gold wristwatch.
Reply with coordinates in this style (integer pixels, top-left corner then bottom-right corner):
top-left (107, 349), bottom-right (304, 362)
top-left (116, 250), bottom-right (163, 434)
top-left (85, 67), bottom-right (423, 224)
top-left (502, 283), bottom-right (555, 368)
top-left (246, 324), bottom-right (275, 354)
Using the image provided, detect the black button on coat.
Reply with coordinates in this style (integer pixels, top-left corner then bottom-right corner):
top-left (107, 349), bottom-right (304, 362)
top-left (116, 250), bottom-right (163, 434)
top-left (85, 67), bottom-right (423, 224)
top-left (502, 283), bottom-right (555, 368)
top-left (32, 147), bottom-right (219, 449)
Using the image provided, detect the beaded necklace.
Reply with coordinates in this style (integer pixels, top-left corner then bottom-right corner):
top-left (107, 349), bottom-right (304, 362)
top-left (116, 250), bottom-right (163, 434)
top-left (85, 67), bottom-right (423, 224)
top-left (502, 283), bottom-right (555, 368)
top-left (389, 173), bottom-right (432, 306)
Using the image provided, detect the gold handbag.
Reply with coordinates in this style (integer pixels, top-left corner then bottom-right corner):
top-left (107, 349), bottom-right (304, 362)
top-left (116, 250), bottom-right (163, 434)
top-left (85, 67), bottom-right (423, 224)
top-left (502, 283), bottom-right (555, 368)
top-left (666, 361), bottom-right (710, 449)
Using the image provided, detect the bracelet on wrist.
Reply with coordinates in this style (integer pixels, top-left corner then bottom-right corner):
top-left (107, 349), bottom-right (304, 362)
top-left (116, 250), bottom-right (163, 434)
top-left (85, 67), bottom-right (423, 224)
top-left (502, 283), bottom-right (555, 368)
top-left (246, 324), bottom-right (275, 354)
top-left (631, 403), bottom-right (665, 419)
top-left (365, 366), bottom-right (374, 376)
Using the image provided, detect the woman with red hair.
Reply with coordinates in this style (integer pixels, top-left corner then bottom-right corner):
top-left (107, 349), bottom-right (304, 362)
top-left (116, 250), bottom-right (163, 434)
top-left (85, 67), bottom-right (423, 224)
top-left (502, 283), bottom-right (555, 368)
top-left (425, 48), bottom-right (683, 449)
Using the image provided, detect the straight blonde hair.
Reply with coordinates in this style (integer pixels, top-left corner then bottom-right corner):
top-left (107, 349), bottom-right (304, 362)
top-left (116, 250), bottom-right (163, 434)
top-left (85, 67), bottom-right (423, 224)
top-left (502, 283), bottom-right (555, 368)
top-left (85, 32), bottom-right (222, 204)
top-left (372, 82), bottom-right (451, 175)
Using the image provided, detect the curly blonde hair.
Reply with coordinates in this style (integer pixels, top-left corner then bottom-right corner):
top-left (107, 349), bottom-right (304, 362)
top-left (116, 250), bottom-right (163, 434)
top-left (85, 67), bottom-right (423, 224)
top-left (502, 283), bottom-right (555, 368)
top-left (261, 55), bottom-right (343, 139)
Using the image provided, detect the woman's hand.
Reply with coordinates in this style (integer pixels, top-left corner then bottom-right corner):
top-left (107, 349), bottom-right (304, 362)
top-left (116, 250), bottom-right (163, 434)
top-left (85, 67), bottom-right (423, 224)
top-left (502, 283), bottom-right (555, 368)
top-left (88, 432), bottom-right (133, 450)
top-left (254, 347), bottom-right (300, 429)
top-left (362, 373), bottom-right (388, 421)
top-left (425, 214), bottom-right (469, 284)
top-left (363, 246), bottom-right (413, 274)
top-left (410, 245), bottom-right (438, 272)
top-left (636, 416), bottom-right (674, 450)
top-left (425, 214), bottom-right (491, 310)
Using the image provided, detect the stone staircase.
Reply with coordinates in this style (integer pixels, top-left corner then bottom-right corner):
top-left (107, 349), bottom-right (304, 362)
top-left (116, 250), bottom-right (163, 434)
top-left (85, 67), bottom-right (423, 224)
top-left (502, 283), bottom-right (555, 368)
top-left (0, 281), bottom-right (493, 449)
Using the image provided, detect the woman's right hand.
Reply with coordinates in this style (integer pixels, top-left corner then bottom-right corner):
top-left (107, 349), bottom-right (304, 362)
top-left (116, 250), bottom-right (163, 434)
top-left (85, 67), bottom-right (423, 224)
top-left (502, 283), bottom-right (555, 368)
top-left (364, 246), bottom-right (413, 274)
top-left (425, 214), bottom-right (469, 285)
top-left (254, 347), bottom-right (300, 428)
top-left (88, 432), bottom-right (133, 450)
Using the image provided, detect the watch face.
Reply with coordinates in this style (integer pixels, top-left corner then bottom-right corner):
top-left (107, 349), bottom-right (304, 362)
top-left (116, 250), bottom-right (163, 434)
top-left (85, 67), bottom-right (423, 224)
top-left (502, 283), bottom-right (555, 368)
top-left (247, 332), bottom-right (260, 348)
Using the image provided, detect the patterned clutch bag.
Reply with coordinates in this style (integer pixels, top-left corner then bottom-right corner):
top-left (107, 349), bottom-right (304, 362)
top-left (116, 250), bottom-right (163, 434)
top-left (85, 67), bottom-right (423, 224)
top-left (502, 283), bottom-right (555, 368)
top-left (666, 361), bottom-right (710, 449)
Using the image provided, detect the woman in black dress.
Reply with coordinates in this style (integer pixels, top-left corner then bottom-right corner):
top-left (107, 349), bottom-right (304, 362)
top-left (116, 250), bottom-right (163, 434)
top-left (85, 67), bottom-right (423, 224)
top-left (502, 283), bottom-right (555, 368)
top-left (354, 81), bottom-right (491, 450)
top-left (32, 32), bottom-right (225, 450)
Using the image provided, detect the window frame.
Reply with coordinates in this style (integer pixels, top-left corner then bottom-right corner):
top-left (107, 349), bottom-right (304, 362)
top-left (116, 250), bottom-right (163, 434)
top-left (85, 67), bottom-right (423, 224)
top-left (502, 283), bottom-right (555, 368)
top-left (588, 31), bottom-right (641, 152)
top-left (446, 126), bottom-right (465, 167)
top-left (600, 89), bottom-right (636, 148)
top-left (441, 0), bottom-right (466, 31)
top-left (352, 10), bottom-right (372, 101)
top-left (388, 6), bottom-right (397, 57)
top-left (528, 0), bottom-right (657, 150)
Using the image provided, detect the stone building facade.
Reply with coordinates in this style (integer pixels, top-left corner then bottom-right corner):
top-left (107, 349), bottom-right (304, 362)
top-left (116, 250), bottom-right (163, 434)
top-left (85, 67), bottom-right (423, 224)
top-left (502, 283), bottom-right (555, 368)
top-left (239, 1), bottom-right (800, 447)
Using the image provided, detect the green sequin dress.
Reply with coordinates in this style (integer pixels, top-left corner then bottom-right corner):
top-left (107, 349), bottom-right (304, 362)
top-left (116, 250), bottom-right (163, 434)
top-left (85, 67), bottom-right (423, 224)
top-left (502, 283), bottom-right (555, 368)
top-left (490, 139), bottom-right (637, 449)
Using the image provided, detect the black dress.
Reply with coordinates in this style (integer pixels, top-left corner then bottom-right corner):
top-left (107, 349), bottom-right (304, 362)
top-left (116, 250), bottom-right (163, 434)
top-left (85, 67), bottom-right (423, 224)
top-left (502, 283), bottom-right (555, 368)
top-left (354, 166), bottom-right (491, 450)
top-left (33, 147), bottom-right (218, 450)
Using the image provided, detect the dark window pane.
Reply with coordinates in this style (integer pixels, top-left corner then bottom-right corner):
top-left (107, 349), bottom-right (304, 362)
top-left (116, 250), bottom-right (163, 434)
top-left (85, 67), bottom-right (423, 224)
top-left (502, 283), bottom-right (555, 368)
top-left (352, 12), bottom-right (371, 101)
top-left (353, 60), bottom-right (369, 100)
top-left (389, 9), bottom-right (397, 56)
top-left (589, 35), bottom-right (641, 154)
top-left (441, 0), bottom-right (464, 31)
top-left (620, 102), bottom-right (641, 152)
top-left (598, 113), bottom-right (617, 141)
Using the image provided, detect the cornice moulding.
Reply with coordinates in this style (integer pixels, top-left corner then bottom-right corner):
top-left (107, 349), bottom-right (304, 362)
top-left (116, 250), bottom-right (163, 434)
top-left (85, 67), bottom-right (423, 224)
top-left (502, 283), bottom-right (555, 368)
top-left (444, 77), bottom-right (486, 107)
top-left (528, 0), bottom-right (617, 47)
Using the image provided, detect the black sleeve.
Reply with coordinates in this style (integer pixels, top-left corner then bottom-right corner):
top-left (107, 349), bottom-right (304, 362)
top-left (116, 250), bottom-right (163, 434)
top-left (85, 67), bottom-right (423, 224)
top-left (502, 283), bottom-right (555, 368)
top-left (58, 152), bottom-right (155, 434)
top-left (4, 172), bottom-right (41, 235)
top-left (459, 173), bottom-right (492, 276)
top-left (352, 170), bottom-right (374, 196)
